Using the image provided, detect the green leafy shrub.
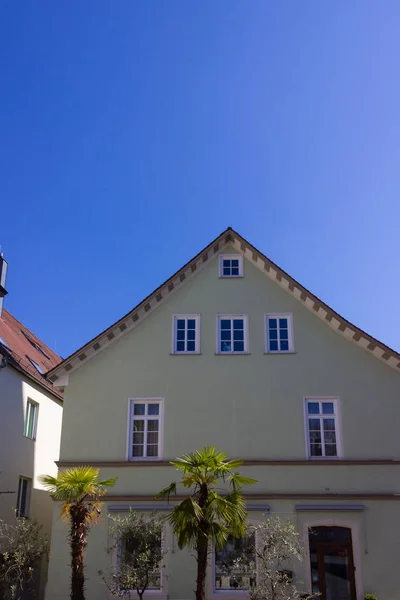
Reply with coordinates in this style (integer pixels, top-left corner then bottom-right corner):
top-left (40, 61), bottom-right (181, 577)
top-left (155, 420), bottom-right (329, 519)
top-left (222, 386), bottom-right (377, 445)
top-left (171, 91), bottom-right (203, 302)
top-left (365, 595), bottom-right (378, 600)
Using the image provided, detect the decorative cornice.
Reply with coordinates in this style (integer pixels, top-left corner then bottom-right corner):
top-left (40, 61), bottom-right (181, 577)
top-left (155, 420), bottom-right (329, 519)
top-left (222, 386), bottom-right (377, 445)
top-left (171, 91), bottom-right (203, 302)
top-left (47, 227), bottom-right (400, 383)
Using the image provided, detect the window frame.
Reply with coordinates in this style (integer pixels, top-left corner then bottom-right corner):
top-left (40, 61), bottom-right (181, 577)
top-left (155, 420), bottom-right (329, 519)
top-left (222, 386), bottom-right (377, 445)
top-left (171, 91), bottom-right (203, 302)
top-left (16, 476), bottom-right (31, 518)
top-left (219, 255), bottom-right (244, 278)
top-left (171, 314), bottom-right (201, 355)
top-left (303, 397), bottom-right (343, 460)
top-left (128, 398), bottom-right (164, 461)
top-left (216, 315), bottom-right (249, 355)
top-left (264, 313), bottom-right (294, 354)
top-left (27, 356), bottom-right (45, 375)
top-left (24, 399), bottom-right (38, 440)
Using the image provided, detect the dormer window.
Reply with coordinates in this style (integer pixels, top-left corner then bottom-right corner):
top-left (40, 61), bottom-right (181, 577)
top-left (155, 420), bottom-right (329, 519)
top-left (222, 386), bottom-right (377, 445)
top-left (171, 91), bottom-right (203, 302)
top-left (219, 255), bottom-right (244, 278)
top-left (27, 356), bottom-right (45, 375)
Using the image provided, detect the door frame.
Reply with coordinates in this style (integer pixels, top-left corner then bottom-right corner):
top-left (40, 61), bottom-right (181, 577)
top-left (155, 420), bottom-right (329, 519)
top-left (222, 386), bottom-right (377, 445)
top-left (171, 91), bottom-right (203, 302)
top-left (302, 519), bottom-right (363, 600)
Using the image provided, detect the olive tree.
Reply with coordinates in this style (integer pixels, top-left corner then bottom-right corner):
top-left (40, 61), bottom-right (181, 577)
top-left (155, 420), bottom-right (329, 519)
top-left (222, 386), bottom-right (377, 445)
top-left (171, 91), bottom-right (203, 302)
top-left (100, 509), bottom-right (166, 600)
top-left (0, 516), bottom-right (49, 600)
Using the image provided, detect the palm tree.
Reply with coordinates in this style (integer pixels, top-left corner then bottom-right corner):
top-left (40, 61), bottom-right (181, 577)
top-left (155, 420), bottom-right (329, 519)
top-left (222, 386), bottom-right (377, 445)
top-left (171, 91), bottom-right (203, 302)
top-left (40, 465), bottom-right (116, 600)
top-left (157, 447), bottom-right (257, 600)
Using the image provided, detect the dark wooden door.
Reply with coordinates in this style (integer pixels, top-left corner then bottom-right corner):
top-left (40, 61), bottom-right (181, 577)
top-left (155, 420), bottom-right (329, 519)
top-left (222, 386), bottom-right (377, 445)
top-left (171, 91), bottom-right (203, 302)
top-left (309, 527), bottom-right (357, 600)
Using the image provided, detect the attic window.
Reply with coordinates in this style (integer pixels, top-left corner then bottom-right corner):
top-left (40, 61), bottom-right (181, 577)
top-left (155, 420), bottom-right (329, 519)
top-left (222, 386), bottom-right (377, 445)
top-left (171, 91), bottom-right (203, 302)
top-left (21, 331), bottom-right (50, 360)
top-left (27, 357), bottom-right (45, 375)
top-left (219, 255), bottom-right (244, 278)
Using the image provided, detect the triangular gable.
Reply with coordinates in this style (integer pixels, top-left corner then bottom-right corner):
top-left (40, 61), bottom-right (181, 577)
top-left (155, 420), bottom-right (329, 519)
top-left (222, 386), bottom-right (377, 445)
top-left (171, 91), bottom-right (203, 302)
top-left (47, 227), bottom-right (400, 385)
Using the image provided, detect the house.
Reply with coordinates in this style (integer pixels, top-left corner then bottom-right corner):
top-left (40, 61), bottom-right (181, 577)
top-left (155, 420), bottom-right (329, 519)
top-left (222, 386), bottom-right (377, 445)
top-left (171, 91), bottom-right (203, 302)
top-left (0, 253), bottom-right (63, 599)
top-left (45, 228), bottom-right (400, 600)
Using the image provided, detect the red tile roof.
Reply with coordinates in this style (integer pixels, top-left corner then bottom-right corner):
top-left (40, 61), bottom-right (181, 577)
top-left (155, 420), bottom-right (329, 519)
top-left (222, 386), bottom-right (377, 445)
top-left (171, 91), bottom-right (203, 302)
top-left (0, 309), bottom-right (63, 400)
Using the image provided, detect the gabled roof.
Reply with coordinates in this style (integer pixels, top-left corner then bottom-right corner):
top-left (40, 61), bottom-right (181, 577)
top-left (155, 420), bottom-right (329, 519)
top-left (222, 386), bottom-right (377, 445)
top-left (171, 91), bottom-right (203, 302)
top-left (0, 309), bottom-right (63, 400)
top-left (47, 227), bottom-right (400, 384)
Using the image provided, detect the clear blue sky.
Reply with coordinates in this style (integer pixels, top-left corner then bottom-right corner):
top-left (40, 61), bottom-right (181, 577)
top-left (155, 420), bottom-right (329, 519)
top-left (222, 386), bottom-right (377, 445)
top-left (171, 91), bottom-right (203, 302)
top-left (1, 1), bottom-right (399, 358)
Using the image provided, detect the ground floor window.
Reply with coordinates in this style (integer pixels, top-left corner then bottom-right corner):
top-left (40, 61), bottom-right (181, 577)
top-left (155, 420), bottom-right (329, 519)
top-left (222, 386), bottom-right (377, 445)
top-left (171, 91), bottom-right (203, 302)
top-left (119, 530), bottom-right (162, 591)
top-left (214, 532), bottom-right (256, 591)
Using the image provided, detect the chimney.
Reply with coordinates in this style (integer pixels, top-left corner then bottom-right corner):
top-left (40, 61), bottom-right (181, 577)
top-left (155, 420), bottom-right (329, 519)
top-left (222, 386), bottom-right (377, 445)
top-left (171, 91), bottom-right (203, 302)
top-left (0, 253), bottom-right (8, 318)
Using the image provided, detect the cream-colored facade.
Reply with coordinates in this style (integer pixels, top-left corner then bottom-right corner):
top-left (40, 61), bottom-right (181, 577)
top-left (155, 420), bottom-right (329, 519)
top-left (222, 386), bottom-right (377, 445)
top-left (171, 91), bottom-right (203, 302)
top-left (0, 360), bottom-right (63, 597)
top-left (46, 234), bottom-right (400, 600)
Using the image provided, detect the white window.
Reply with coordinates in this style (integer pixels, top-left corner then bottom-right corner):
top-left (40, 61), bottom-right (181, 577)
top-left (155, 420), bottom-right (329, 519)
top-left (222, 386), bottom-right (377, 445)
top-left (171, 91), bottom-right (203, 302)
top-left (214, 531), bottom-right (256, 591)
top-left (24, 400), bottom-right (38, 440)
top-left (304, 398), bottom-right (341, 459)
top-left (217, 315), bottom-right (249, 354)
top-left (16, 476), bottom-right (31, 517)
top-left (129, 399), bottom-right (163, 460)
top-left (172, 315), bottom-right (200, 354)
top-left (265, 313), bottom-right (294, 353)
top-left (219, 255), bottom-right (244, 278)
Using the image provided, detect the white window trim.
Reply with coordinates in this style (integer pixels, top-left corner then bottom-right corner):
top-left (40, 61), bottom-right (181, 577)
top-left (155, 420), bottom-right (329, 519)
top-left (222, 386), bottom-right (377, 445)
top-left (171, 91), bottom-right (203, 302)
top-left (24, 399), bottom-right (38, 440)
top-left (264, 313), bottom-right (294, 353)
top-left (303, 396), bottom-right (343, 460)
top-left (302, 519), bottom-right (363, 600)
top-left (208, 519), bottom-right (261, 599)
top-left (216, 314), bottom-right (249, 355)
top-left (171, 314), bottom-right (201, 354)
top-left (109, 517), bottom-right (169, 600)
top-left (219, 254), bottom-right (244, 278)
top-left (16, 476), bottom-right (31, 518)
top-left (127, 398), bottom-right (164, 461)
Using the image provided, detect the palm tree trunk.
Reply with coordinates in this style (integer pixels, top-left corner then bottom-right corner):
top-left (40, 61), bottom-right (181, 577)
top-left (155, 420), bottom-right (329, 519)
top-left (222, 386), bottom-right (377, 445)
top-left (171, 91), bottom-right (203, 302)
top-left (195, 535), bottom-right (208, 600)
top-left (69, 503), bottom-right (88, 600)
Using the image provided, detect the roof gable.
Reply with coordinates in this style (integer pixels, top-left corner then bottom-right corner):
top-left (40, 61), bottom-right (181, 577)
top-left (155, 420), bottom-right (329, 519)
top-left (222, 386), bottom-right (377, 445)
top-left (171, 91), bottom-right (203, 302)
top-left (47, 227), bottom-right (400, 384)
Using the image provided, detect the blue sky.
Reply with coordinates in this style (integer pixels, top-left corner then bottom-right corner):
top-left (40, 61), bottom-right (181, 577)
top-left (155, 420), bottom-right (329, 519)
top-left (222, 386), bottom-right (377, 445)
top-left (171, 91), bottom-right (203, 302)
top-left (1, 1), bottom-right (399, 358)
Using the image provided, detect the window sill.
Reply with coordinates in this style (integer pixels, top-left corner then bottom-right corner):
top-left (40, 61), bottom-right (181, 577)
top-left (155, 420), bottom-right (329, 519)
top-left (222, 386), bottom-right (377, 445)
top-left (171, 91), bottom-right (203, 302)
top-left (23, 435), bottom-right (36, 441)
top-left (170, 352), bottom-right (202, 356)
top-left (264, 352), bottom-right (297, 355)
top-left (215, 352), bottom-right (251, 356)
top-left (307, 456), bottom-right (341, 461)
top-left (218, 276), bottom-right (244, 279)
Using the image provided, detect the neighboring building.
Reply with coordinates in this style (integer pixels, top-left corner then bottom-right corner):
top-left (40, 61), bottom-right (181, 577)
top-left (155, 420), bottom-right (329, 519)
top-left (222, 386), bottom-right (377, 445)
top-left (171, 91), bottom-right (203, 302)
top-left (46, 228), bottom-right (400, 600)
top-left (0, 253), bottom-right (63, 599)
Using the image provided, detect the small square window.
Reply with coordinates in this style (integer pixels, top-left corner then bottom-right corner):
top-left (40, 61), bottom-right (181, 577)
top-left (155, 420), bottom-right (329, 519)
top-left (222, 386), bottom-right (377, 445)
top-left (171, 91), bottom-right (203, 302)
top-left (217, 315), bottom-right (249, 354)
top-left (304, 398), bottom-right (341, 459)
top-left (172, 315), bottom-right (200, 354)
top-left (219, 255), bottom-right (244, 278)
top-left (24, 400), bottom-right (38, 440)
top-left (265, 314), bottom-right (294, 353)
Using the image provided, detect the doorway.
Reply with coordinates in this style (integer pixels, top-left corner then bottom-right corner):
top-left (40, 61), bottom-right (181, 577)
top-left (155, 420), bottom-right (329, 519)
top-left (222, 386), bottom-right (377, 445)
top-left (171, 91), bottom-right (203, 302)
top-left (309, 526), bottom-right (357, 600)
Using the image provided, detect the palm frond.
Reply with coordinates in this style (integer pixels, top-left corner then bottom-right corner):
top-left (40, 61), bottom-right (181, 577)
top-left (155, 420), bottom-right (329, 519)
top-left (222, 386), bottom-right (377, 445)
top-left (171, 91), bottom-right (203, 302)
top-left (155, 482), bottom-right (177, 499)
top-left (39, 466), bottom-right (116, 502)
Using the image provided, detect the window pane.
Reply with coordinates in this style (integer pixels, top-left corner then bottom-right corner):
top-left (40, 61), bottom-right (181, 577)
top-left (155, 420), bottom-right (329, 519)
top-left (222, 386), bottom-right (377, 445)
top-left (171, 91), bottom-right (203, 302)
top-left (233, 341), bottom-right (244, 352)
top-left (176, 341), bottom-right (185, 352)
top-left (232, 260), bottom-right (239, 268)
top-left (324, 431), bottom-right (337, 444)
top-left (215, 533), bottom-right (256, 590)
top-left (220, 320), bottom-right (231, 330)
top-left (307, 402), bottom-right (320, 414)
top-left (187, 329), bottom-right (196, 340)
top-left (233, 330), bottom-right (244, 341)
top-left (308, 418), bottom-right (321, 431)
top-left (221, 341), bottom-right (232, 352)
top-left (310, 430), bottom-right (322, 443)
top-left (325, 444), bottom-right (337, 457)
top-left (147, 444), bottom-right (159, 457)
top-left (132, 445), bottom-right (144, 457)
top-left (221, 330), bottom-right (231, 341)
top-left (279, 318), bottom-right (288, 328)
top-left (148, 420), bottom-right (159, 432)
top-left (322, 402), bottom-right (334, 415)
top-left (177, 329), bottom-right (185, 340)
top-left (269, 340), bottom-right (278, 351)
top-left (187, 341), bottom-right (195, 352)
top-left (223, 260), bottom-right (231, 268)
top-left (269, 329), bottom-right (278, 340)
top-left (310, 443), bottom-right (322, 457)
top-left (176, 319), bottom-right (185, 329)
top-left (233, 319), bottom-right (244, 329)
top-left (133, 420), bottom-right (144, 432)
top-left (323, 418), bottom-right (336, 431)
top-left (280, 340), bottom-right (289, 351)
top-left (232, 267), bottom-right (239, 276)
top-left (223, 267), bottom-right (231, 276)
top-left (269, 318), bottom-right (277, 328)
top-left (133, 432), bottom-right (144, 444)
top-left (133, 404), bottom-right (145, 416)
top-left (187, 319), bottom-right (196, 329)
top-left (280, 329), bottom-right (289, 340)
top-left (148, 404), bottom-right (159, 416)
